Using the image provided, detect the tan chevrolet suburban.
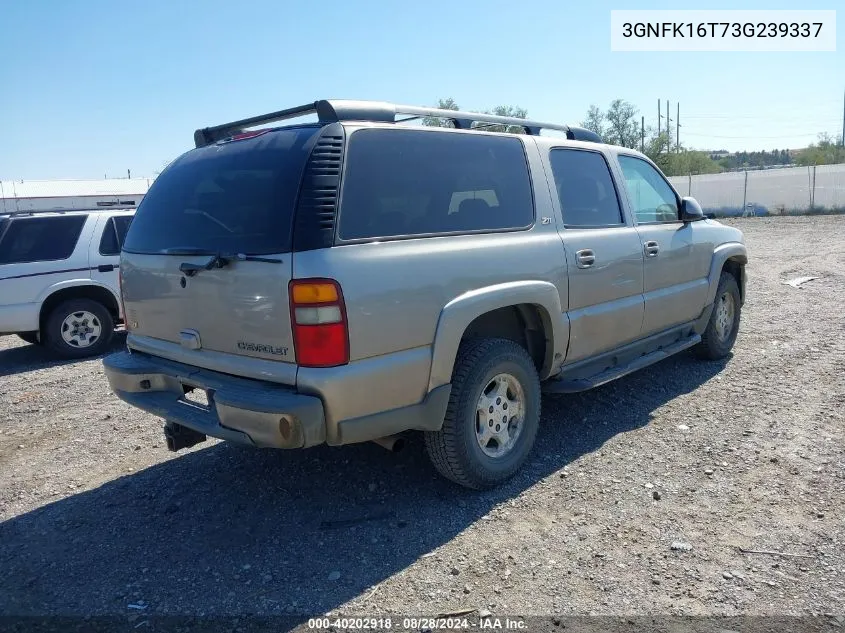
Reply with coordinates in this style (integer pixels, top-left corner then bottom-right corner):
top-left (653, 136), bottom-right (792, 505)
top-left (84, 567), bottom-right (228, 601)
top-left (103, 99), bottom-right (747, 489)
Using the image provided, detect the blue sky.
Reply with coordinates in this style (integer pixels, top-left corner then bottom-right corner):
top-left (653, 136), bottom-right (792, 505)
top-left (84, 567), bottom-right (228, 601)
top-left (0, 0), bottom-right (842, 180)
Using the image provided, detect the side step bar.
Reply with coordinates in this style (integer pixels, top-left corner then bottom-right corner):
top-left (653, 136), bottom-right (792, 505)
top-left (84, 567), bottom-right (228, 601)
top-left (542, 334), bottom-right (701, 394)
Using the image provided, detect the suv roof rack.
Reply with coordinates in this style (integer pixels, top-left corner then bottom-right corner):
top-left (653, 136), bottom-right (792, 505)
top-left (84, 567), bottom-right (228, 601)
top-left (193, 99), bottom-right (603, 148)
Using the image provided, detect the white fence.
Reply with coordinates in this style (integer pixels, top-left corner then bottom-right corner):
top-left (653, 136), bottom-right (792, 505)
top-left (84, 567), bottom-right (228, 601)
top-left (668, 164), bottom-right (845, 216)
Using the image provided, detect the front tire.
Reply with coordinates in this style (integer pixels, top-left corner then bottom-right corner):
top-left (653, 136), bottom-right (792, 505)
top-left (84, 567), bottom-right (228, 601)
top-left (43, 299), bottom-right (114, 359)
top-left (695, 271), bottom-right (741, 360)
top-left (424, 338), bottom-right (541, 490)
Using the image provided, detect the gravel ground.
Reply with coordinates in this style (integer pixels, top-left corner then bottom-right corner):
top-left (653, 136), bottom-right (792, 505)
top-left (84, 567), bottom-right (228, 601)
top-left (1, 216), bottom-right (844, 627)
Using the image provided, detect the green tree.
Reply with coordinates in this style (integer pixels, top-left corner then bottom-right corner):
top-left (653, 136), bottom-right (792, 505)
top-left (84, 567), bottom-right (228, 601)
top-left (604, 99), bottom-right (641, 149)
top-left (581, 100), bottom-right (642, 149)
top-left (422, 97), bottom-right (460, 127)
top-left (667, 151), bottom-right (722, 176)
top-left (480, 105), bottom-right (529, 134)
top-left (581, 105), bottom-right (606, 138)
top-left (795, 132), bottom-right (845, 166)
top-left (644, 130), bottom-right (673, 173)
top-left (423, 99), bottom-right (528, 133)
top-left (580, 99), bottom-right (724, 176)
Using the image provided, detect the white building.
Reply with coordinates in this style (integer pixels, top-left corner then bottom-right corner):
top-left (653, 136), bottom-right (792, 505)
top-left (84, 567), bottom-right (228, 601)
top-left (0, 178), bottom-right (153, 214)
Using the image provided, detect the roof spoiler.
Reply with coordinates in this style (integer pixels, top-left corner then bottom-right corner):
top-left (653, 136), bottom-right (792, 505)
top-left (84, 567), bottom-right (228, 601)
top-left (193, 100), bottom-right (604, 147)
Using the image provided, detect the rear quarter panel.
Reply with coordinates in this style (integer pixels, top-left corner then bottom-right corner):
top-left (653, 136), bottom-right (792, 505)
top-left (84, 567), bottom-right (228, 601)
top-left (294, 231), bottom-right (568, 362)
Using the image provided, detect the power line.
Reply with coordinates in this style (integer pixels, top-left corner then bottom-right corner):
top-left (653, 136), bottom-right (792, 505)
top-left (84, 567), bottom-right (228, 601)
top-left (683, 113), bottom-right (840, 120)
top-left (682, 103), bottom-right (845, 119)
top-left (683, 119), bottom-right (841, 127)
top-left (682, 119), bottom-right (841, 128)
top-left (683, 115), bottom-right (764, 120)
top-left (681, 131), bottom-right (822, 139)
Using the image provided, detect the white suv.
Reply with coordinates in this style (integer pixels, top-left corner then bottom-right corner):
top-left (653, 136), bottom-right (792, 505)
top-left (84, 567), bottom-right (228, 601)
top-left (0, 208), bottom-right (134, 358)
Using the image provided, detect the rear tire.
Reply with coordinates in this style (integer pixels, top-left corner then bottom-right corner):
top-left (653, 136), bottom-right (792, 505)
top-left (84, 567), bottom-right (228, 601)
top-left (424, 338), bottom-right (541, 490)
top-left (17, 332), bottom-right (40, 346)
top-left (694, 271), bottom-right (741, 360)
top-left (43, 299), bottom-right (114, 359)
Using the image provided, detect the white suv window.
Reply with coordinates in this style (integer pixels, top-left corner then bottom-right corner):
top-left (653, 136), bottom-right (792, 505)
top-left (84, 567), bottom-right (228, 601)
top-left (99, 216), bottom-right (134, 256)
top-left (0, 216), bottom-right (87, 264)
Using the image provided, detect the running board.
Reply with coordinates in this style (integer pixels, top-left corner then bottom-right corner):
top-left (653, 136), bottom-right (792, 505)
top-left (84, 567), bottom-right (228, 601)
top-left (542, 334), bottom-right (701, 394)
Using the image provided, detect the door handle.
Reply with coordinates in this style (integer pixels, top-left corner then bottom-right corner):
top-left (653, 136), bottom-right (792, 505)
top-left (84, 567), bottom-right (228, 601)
top-left (643, 241), bottom-right (660, 257)
top-left (97, 264), bottom-right (115, 272)
top-left (575, 249), bottom-right (596, 269)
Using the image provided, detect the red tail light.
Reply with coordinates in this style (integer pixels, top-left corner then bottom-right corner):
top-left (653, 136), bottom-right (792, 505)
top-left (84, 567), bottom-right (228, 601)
top-left (289, 279), bottom-right (349, 368)
top-left (117, 266), bottom-right (127, 324)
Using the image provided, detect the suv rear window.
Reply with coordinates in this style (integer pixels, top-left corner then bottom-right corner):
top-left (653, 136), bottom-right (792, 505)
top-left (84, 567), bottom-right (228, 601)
top-left (338, 129), bottom-right (534, 240)
top-left (123, 127), bottom-right (319, 255)
top-left (0, 215), bottom-right (87, 264)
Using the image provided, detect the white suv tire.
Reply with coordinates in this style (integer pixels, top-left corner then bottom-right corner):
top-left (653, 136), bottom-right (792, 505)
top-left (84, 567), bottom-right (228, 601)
top-left (43, 298), bottom-right (115, 359)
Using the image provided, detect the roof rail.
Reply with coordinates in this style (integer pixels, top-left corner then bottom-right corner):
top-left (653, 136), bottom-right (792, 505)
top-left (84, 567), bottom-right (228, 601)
top-left (193, 99), bottom-right (603, 147)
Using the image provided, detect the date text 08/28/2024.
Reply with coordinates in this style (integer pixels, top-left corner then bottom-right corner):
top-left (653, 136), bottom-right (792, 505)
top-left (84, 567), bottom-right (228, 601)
top-left (307, 617), bottom-right (527, 630)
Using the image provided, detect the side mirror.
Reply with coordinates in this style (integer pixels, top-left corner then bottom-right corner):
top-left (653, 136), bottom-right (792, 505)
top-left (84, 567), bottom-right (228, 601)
top-left (680, 196), bottom-right (705, 222)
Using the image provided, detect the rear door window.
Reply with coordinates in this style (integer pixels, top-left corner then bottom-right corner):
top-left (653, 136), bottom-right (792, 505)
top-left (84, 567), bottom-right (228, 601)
top-left (98, 215), bottom-right (134, 256)
top-left (0, 216), bottom-right (87, 264)
top-left (123, 127), bottom-right (318, 255)
top-left (549, 149), bottom-right (624, 228)
top-left (338, 129), bottom-right (534, 240)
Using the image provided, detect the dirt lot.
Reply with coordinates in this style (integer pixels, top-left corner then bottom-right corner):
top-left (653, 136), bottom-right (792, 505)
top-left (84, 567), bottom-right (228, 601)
top-left (1, 216), bottom-right (844, 626)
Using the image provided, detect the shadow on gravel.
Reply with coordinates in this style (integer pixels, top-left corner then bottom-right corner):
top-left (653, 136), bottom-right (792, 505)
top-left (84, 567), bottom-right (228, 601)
top-left (0, 351), bottom-right (728, 622)
top-left (0, 333), bottom-right (126, 378)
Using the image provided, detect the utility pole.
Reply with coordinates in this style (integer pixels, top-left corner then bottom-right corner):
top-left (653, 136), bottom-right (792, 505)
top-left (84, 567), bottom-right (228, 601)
top-left (842, 87), bottom-right (844, 146)
top-left (658, 99), bottom-right (662, 137)
top-left (666, 100), bottom-right (671, 152)
top-left (676, 102), bottom-right (680, 152)
top-left (641, 116), bottom-right (645, 152)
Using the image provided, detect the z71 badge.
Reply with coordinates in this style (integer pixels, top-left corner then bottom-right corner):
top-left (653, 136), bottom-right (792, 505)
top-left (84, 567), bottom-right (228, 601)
top-left (237, 341), bottom-right (288, 356)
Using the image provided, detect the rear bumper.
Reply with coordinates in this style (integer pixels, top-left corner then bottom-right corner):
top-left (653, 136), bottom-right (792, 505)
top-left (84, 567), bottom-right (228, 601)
top-left (103, 351), bottom-right (325, 448)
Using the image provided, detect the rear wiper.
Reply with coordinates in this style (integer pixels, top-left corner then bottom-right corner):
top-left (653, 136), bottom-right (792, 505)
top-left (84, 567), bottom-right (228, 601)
top-left (178, 252), bottom-right (283, 277)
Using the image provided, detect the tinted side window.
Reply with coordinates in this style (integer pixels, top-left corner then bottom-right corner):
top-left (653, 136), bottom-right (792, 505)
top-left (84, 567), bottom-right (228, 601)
top-left (99, 218), bottom-right (119, 256)
top-left (549, 149), bottom-right (623, 227)
top-left (0, 216), bottom-right (87, 264)
top-left (339, 129), bottom-right (534, 240)
top-left (99, 216), bottom-right (134, 256)
top-left (113, 215), bottom-right (133, 246)
top-left (618, 155), bottom-right (679, 223)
